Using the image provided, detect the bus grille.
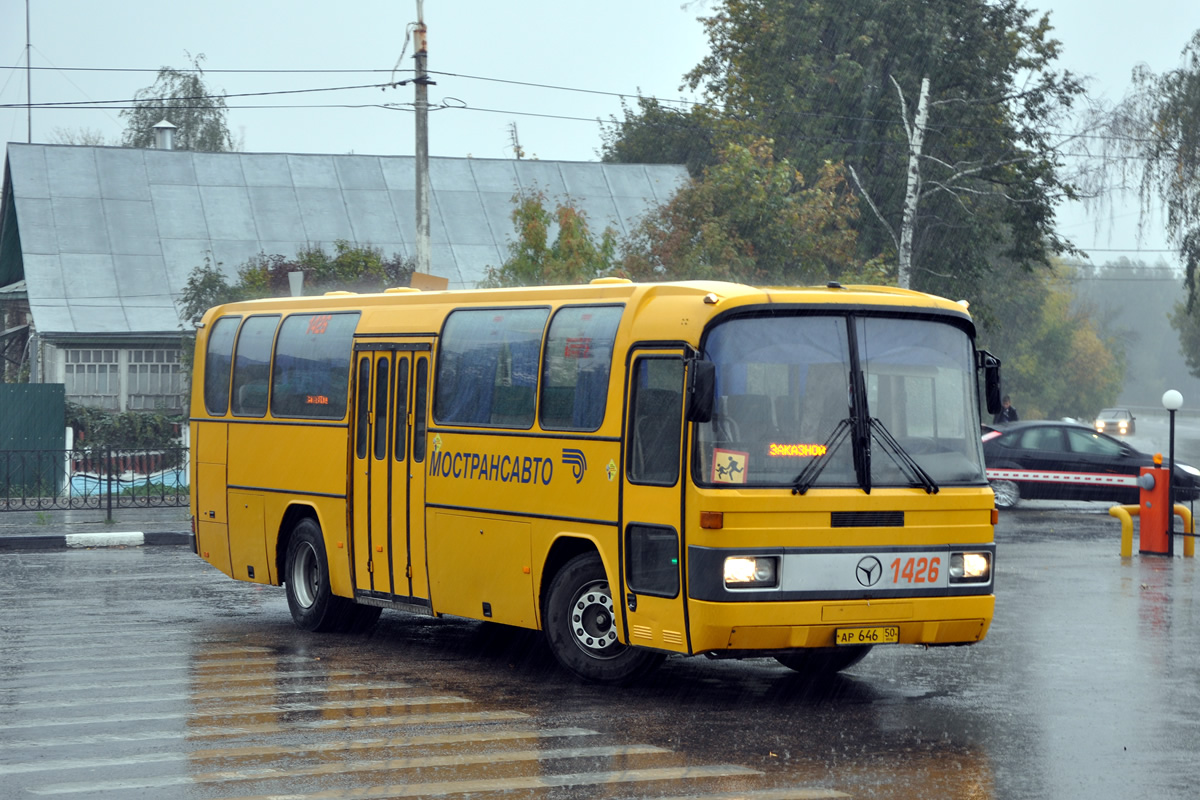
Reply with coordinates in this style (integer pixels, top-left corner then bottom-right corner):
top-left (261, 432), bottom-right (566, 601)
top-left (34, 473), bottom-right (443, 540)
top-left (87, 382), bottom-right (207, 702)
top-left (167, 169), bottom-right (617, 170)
top-left (831, 511), bottom-right (904, 528)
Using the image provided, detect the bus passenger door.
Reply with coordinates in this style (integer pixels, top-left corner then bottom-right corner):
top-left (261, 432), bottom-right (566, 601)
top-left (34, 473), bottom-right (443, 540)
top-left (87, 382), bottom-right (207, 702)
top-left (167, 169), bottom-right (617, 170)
top-left (621, 351), bottom-right (691, 655)
top-left (392, 345), bottom-right (432, 603)
top-left (351, 349), bottom-right (393, 597)
top-left (351, 343), bottom-right (432, 605)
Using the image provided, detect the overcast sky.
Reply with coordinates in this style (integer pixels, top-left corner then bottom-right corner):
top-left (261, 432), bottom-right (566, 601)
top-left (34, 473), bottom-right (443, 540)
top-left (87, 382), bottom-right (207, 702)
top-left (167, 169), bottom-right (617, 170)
top-left (2, 0), bottom-right (1195, 264)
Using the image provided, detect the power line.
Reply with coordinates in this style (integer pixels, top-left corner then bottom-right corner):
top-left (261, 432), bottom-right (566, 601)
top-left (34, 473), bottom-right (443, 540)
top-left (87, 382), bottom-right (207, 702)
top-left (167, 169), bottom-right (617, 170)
top-left (3, 62), bottom-right (1164, 147)
top-left (0, 81), bottom-right (406, 110)
top-left (0, 65), bottom-right (411, 75)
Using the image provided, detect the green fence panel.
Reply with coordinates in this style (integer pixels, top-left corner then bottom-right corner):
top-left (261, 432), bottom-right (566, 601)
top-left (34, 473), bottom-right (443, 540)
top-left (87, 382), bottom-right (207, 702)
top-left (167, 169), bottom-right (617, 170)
top-left (0, 384), bottom-right (65, 493)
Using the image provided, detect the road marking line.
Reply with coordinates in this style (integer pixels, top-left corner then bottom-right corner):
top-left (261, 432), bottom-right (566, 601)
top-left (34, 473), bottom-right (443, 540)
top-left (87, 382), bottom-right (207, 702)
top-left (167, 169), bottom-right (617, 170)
top-left (4, 694), bottom-right (472, 730)
top-left (10, 669), bottom-right (363, 695)
top-left (0, 710), bottom-right (531, 750)
top-left (212, 766), bottom-right (764, 800)
top-left (33, 744), bottom-right (668, 794)
top-left (4, 654), bottom-right (316, 673)
top-left (0, 727), bottom-right (597, 776)
top-left (638, 791), bottom-right (849, 799)
top-left (10, 681), bottom-right (417, 710)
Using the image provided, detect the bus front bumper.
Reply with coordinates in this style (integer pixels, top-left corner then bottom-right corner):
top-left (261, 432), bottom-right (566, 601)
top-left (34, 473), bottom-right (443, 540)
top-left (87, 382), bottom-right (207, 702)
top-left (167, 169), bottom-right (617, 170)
top-left (688, 594), bottom-right (995, 653)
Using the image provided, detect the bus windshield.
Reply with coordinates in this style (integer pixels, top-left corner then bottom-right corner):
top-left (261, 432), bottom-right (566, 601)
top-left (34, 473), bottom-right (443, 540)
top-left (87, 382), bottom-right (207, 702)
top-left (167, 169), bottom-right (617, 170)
top-left (695, 313), bottom-right (987, 489)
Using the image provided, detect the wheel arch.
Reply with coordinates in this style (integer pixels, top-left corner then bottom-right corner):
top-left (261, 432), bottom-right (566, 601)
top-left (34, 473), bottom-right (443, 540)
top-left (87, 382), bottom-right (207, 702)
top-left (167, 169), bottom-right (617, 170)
top-left (275, 502), bottom-right (320, 586)
top-left (539, 534), bottom-right (607, 624)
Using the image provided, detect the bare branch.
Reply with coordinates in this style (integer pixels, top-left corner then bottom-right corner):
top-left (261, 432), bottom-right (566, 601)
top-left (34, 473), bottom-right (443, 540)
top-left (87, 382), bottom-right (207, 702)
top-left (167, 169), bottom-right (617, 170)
top-left (848, 165), bottom-right (900, 251)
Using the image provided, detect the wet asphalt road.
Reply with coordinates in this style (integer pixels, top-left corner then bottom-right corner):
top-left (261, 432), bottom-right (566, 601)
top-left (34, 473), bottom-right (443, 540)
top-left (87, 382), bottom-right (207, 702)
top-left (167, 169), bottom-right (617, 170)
top-left (3, 410), bottom-right (1200, 799)
top-left (3, 503), bottom-right (1199, 800)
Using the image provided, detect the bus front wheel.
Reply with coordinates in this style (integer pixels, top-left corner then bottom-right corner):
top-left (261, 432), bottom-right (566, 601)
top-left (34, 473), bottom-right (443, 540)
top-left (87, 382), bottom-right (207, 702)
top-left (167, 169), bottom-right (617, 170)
top-left (544, 552), bottom-right (664, 684)
top-left (774, 646), bottom-right (872, 674)
top-left (285, 518), bottom-right (377, 633)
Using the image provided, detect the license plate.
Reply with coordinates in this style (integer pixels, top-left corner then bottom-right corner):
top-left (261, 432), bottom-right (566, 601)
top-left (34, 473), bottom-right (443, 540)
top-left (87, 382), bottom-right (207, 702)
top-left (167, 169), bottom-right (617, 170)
top-left (836, 626), bottom-right (899, 646)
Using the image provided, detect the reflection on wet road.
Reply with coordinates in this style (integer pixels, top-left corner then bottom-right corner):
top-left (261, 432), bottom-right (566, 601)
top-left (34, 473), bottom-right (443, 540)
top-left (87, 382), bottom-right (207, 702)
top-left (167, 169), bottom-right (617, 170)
top-left (3, 517), bottom-right (1197, 799)
top-left (1, 550), bottom-right (848, 799)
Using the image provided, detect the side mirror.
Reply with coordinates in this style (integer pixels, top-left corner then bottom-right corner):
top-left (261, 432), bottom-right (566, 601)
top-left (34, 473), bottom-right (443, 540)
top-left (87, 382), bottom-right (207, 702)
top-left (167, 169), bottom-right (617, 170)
top-left (979, 350), bottom-right (1002, 415)
top-left (686, 359), bottom-right (715, 423)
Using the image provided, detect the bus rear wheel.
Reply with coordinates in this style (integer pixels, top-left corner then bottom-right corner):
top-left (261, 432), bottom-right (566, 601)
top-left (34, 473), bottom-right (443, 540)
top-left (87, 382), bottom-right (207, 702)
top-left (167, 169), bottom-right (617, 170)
top-left (774, 646), bottom-right (872, 674)
top-left (544, 552), bottom-right (664, 684)
top-left (285, 517), bottom-right (376, 633)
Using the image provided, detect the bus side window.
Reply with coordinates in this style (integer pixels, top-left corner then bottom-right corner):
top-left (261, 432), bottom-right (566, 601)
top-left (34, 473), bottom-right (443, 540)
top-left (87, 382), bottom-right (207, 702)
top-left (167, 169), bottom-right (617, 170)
top-left (628, 358), bottom-right (684, 485)
top-left (540, 305), bottom-right (623, 431)
top-left (434, 308), bottom-right (548, 427)
top-left (203, 316), bottom-right (241, 416)
top-left (393, 358), bottom-right (409, 462)
top-left (270, 312), bottom-right (360, 420)
top-left (231, 315), bottom-right (280, 417)
top-left (373, 357), bottom-right (390, 461)
top-left (354, 357), bottom-right (371, 460)
top-left (413, 356), bottom-right (428, 462)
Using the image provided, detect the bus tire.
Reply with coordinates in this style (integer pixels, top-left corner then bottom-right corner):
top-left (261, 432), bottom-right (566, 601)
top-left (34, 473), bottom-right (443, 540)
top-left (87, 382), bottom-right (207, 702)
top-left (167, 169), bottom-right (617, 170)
top-left (544, 552), bottom-right (664, 685)
top-left (774, 646), bottom-right (872, 674)
top-left (285, 517), bottom-right (356, 633)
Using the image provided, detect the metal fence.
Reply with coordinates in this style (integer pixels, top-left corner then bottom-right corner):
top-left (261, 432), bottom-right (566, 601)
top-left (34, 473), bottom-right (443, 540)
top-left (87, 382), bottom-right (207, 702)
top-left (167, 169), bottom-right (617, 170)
top-left (0, 447), bottom-right (189, 515)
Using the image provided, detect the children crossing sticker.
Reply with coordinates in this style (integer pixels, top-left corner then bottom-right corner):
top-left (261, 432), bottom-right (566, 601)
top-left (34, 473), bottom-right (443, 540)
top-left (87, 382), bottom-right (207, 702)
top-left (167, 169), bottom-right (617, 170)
top-left (711, 448), bottom-right (749, 484)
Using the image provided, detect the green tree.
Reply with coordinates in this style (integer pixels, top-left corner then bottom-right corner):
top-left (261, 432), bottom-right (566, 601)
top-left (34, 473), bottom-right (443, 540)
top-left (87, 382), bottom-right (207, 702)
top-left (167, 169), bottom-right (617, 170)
top-left (620, 138), bottom-right (865, 284)
top-left (1093, 31), bottom-right (1200, 303)
top-left (601, 97), bottom-right (718, 177)
top-left (481, 191), bottom-right (619, 287)
top-left (120, 53), bottom-right (234, 151)
top-left (179, 243), bottom-right (415, 326)
top-left (1169, 300), bottom-right (1200, 378)
top-left (604, 0), bottom-right (1083, 304)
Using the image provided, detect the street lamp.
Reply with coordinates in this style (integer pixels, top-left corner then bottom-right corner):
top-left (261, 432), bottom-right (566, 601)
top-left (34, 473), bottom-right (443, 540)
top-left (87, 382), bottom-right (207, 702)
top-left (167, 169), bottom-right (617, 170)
top-left (1163, 389), bottom-right (1183, 557)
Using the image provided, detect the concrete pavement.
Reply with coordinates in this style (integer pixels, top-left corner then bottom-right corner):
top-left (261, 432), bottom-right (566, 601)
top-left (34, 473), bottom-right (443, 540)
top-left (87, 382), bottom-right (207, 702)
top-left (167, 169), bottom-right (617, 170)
top-left (0, 506), bottom-right (192, 551)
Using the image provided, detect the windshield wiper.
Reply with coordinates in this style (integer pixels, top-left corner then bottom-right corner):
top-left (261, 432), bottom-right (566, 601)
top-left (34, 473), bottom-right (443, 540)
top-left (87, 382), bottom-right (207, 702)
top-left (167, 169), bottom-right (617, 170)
top-left (869, 417), bottom-right (939, 494)
top-left (792, 418), bottom-right (851, 495)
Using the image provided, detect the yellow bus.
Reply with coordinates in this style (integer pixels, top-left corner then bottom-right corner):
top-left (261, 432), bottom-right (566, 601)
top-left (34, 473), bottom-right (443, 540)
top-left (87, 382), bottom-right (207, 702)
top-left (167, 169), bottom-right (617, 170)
top-left (190, 279), bottom-right (999, 683)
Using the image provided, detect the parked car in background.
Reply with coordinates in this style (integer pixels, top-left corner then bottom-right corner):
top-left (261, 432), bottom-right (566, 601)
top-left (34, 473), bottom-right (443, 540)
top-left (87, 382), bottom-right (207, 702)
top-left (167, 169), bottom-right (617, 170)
top-left (982, 420), bottom-right (1200, 508)
top-left (1094, 408), bottom-right (1136, 435)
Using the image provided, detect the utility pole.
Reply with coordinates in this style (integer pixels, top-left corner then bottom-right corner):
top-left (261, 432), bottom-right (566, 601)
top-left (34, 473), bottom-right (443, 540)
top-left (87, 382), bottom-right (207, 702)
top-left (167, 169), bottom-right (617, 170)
top-left (26, 0), bottom-right (32, 142)
top-left (413, 1), bottom-right (432, 275)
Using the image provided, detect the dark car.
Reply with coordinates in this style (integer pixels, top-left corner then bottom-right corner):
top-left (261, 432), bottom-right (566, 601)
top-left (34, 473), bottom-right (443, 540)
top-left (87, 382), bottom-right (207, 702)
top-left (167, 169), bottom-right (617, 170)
top-left (1094, 407), bottom-right (1136, 436)
top-left (982, 420), bottom-right (1200, 508)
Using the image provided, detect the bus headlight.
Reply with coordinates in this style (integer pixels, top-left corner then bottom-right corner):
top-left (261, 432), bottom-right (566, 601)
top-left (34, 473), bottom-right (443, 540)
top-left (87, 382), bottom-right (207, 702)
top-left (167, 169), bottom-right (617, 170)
top-left (724, 556), bottom-right (779, 588)
top-left (949, 552), bottom-right (991, 583)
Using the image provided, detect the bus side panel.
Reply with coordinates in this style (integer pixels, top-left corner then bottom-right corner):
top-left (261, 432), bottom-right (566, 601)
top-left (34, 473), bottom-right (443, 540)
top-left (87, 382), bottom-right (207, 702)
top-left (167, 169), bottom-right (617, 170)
top-left (427, 512), bottom-right (534, 626)
top-left (227, 491), bottom-right (271, 584)
top-left (259, 494), bottom-right (352, 597)
top-left (226, 422), bottom-right (354, 593)
top-left (194, 421), bottom-right (232, 578)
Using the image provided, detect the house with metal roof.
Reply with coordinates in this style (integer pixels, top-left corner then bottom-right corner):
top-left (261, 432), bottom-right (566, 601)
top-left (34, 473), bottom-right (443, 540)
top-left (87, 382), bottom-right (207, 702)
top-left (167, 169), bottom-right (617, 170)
top-left (0, 143), bottom-right (687, 412)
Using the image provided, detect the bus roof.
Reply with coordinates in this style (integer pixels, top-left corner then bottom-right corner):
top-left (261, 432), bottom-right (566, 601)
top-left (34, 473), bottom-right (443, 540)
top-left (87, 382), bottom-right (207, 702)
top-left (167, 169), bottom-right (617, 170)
top-left (198, 279), bottom-right (975, 337)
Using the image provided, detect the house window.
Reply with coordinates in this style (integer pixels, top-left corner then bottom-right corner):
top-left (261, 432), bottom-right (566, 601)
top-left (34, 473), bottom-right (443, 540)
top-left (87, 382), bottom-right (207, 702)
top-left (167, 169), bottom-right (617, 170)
top-left (127, 349), bottom-right (183, 411)
top-left (64, 349), bottom-right (119, 410)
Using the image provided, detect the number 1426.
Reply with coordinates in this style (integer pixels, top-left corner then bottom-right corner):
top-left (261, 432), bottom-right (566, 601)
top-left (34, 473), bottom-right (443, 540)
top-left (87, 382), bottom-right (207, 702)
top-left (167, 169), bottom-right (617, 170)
top-left (891, 556), bottom-right (940, 584)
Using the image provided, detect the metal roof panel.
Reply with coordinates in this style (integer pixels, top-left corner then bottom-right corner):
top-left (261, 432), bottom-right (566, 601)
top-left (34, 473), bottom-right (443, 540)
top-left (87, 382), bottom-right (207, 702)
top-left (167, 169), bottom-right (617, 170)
top-left (96, 149), bottom-right (150, 201)
top-left (51, 197), bottom-right (110, 253)
top-left (4, 144), bottom-right (686, 335)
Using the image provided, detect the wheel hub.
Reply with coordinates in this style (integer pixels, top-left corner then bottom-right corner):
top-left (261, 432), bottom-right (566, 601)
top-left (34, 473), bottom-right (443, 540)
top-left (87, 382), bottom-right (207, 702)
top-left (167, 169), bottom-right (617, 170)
top-left (571, 582), bottom-right (619, 655)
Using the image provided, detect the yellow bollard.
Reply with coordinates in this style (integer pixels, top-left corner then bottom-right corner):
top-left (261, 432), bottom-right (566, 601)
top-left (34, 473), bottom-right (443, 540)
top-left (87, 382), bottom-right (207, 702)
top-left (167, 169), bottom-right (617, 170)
top-left (1173, 505), bottom-right (1194, 558)
top-left (1110, 505), bottom-right (1138, 558)
top-left (1110, 504), bottom-right (1193, 557)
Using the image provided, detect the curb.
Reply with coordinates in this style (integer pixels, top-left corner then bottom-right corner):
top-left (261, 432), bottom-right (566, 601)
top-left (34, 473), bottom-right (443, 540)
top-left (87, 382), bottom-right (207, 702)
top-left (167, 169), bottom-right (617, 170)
top-left (0, 531), bottom-right (193, 552)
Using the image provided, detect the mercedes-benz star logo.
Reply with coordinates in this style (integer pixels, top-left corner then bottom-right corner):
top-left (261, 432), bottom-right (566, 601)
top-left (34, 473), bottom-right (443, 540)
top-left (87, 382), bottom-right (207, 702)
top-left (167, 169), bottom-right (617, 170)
top-left (856, 556), bottom-right (883, 587)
